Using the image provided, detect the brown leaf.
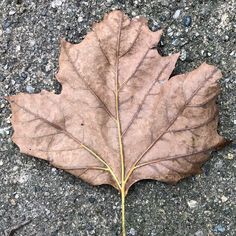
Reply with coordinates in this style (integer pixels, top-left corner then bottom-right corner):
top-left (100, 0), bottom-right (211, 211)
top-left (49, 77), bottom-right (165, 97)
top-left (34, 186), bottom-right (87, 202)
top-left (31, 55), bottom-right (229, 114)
top-left (7, 10), bottom-right (228, 235)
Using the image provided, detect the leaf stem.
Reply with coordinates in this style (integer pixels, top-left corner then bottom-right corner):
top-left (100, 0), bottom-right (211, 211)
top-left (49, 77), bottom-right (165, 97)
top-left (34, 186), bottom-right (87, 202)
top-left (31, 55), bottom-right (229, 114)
top-left (121, 186), bottom-right (126, 236)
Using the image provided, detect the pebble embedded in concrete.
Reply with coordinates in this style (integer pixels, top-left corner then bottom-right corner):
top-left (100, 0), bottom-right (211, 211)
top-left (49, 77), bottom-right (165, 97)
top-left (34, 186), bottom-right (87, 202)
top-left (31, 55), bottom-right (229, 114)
top-left (183, 15), bottom-right (192, 27)
top-left (187, 200), bottom-right (198, 209)
top-left (173, 9), bottom-right (181, 19)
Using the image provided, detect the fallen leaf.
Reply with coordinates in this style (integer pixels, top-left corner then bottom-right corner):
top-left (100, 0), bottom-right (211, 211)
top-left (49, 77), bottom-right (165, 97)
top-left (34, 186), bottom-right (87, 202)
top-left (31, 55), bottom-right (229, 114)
top-left (7, 10), bottom-right (228, 235)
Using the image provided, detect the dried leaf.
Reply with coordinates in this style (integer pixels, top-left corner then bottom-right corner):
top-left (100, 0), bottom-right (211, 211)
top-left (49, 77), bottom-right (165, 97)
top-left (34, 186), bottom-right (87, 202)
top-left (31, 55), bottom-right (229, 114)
top-left (7, 10), bottom-right (228, 235)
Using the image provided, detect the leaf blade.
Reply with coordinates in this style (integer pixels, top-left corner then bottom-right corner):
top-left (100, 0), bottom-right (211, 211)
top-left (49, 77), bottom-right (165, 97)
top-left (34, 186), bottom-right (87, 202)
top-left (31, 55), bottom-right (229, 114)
top-left (8, 10), bottom-right (227, 195)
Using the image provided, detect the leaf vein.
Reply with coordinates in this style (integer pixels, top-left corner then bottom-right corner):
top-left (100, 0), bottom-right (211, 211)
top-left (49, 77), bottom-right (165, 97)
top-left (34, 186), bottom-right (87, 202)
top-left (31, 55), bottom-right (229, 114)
top-left (122, 62), bottom-right (169, 136)
top-left (62, 43), bottom-right (116, 121)
top-left (119, 22), bottom-right (143, 58)
top-left (125, 68), bottom-right (218, 181)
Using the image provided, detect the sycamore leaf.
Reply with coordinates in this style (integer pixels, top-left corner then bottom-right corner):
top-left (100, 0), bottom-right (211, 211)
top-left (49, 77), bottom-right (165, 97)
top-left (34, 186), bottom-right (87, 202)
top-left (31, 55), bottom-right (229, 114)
top-left (7, 10), bottom-right (228, 235)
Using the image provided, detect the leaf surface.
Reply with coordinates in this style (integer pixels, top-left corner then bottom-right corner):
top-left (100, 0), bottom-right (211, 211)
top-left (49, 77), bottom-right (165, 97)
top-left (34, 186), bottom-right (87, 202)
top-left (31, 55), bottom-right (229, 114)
top-left (8, 10), bottom-right (226, 194)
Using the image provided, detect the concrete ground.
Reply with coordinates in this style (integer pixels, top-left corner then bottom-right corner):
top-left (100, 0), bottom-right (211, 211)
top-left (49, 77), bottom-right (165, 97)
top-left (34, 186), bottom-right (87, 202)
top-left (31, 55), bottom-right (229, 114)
top-left (0, 0), bottom-right (235, 235)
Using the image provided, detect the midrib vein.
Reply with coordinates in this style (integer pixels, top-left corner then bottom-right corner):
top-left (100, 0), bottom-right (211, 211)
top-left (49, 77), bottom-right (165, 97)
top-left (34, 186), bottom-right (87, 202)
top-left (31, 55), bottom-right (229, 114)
top-left (115, 13), bottom-right (125, 187)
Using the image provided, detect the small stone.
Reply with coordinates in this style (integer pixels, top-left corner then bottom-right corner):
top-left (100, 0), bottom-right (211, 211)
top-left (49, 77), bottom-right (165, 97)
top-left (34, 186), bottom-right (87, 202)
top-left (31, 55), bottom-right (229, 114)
top-left (10, 198), bottom-right (16, 205)
top-left (151, 21), bottom-right (161, 31)
top-left (0, 29), bottom-right (3, 36)
top-left (234, 120), bottom-right (236, 125)
top-left (18, 174), bottom-right (28, 184)
top-left (2, 19), bottom-right (11, 30)
top-left (88, 197), bottom-right (96, 203)
top-left (0, 129), bottom-right (5, 136)
top-left (215, 160), bottom-right (223, 169)
top-left (173, 10), bottom-right (181, 19)
top-left (29, 39), bottom-right (36, 47)
top-left (194, 230), bottom-right (204, 236)
top-left (16, 45), bottom-right (21, 52)
top-left (45, 64), bottom-right (51, 72)
top-left (204, 210), bottom-right (211, 215)
top-left (0, 75), bottom-right (5, 82)
top-left (221, 13), bottom-right (229, 26)
top-left (9, 10), bottom-right (16, 15)
top-left (225, 153), bottom-right (234, 160)
top-left (221, 195), bottom-right (228, 203)
top-left (167, 27), bottom-right (173, 37)
top-left (180, 49), bottom-right (187, 61)
top-left (159, 36), bottom-right (165, 47)
top-left (159, 15), bottom-right (166, 22)
top-left (172, 39), bottom-right (179, 46)
top-left (13, 166), bottom-right (18, 171)
top-left (224, 35), bottom-right (229, 41)
top-left (51, 0), bottom-right (64, 8)
top-left (129, 228), bottom-right (137, 235)
top-left (187, 200), bottom-right (198, 209)
top-left (78, 16), bottom-right (83, 23)
top-left (20, 71), bottom-right (28, 79)
top-left (45, 208), bottom-right (51, 215)
top-left (5, 28), bottom-right (11, 34)
top-left (26, 85), bottom-right (35, 93)
top-left (214, 225), bottom-right (225, 233)
top-left (0, 160), bottom-right (3, 166)
top-left (207, 52), bottom-right (212, 57)
top-left (106, 0), bottom-right (112, 6)
top-left (51, 168), bottom-right (57, 173)
top-left (86, 224), bottom-right (94, 231)
top-left (183, 16), bottom-right (192, 27)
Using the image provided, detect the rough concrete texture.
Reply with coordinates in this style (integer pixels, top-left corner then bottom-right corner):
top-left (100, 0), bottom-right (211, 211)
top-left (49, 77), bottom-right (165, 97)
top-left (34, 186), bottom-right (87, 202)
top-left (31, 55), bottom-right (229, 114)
top-left (0, 0), bottom-right (235, 235)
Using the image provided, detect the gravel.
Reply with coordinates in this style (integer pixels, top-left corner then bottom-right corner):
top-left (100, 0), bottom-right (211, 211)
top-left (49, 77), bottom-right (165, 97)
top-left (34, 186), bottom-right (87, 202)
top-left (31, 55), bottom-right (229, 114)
top-left (0, 0), bottom-right (235, 235)
top-left (183, 15), bottom-right (192, 27)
